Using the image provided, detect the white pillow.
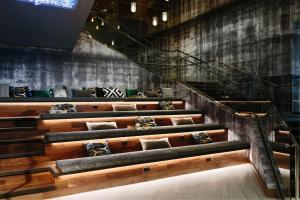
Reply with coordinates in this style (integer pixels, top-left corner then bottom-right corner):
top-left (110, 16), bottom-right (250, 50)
top-left (171, 117), bottom-right (195, 126)
top-left (112, 104), bottom-right (137, 111)
top-left (52, 89), bottom-right (67, 98)
top-left (86, 122), bottom-right (118, 131)
top-left (140, 138), bottom-right (171, 151)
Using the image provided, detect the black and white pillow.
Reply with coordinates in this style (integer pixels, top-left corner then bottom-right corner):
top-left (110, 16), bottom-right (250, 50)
top-left (85, 142), bottom-right (111, 157)
top-left (103, 88), bottom-right (125, 98)
top-left (10, 86), bottom-right (30, 98)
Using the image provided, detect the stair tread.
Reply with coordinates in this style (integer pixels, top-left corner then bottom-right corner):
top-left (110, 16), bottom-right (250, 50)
top-left (40, 109), bottom-right (204, 120)
top-left (0, 151), bottom-right (45, 159)
top-left (0, 137), bottom-right (43, 144)
top-left (0, 116), bottom-right (39, 121)
top-left (0, 127), bottom-right (37, 132)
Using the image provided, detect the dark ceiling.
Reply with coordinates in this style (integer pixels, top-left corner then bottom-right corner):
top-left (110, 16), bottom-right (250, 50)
top-left (86, 0), bottom-right (171, 49)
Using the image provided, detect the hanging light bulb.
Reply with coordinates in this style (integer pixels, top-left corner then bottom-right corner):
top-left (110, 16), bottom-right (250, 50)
top-left (111, 40), bottom-right (115, 46)
top-left (131, 2), bottom-right (136, 13)
top-left (162, 12), bottom-right (168, 21)
top-left (117, 25), bottom-right (120, 30)
top-left (101, 21), bottom-right (105, 26)
top-left (152, 16), bottom-right (158, 26)
top-left (91, 17), bottom-right (94, 22)
top-left (88, 34), bottom-right (92, 38)
top-left (96, 25), bottom-right (99, 30)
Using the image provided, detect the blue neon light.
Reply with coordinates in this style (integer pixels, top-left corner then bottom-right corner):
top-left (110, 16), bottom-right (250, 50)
top-left (17, 0), bottom-right (78, 9)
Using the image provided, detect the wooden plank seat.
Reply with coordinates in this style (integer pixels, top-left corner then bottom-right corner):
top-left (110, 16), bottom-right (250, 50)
top-left (56, 141), bottom-right (250, 175)
top-left (0, 98), bottom-right (184, 117)
top-left (45, 129), bottom-right (228, 161)
top-left (0, 97), bottom-right (183, 102)
top-left (39, 109), bottom-right (203, 120)
top-left (45, 124), bottom-right (227, 143)
top-left (38, 112), bottom-right (204, 133)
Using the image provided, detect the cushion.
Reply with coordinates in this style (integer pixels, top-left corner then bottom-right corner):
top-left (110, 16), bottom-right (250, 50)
top-left (49, 104), bottom-right (77, 113)
top-left (158, 101), bottom-right (174, 110)
top-left (192, 132), bottom-right (213, 144)
top-left (171, 117), bottom-right (195, 126)
top-left (140, 138), bottom-right (171, 151)
top-left (72, 89), bottom-right (93, 97)
top-left (95, 87), bottom-right (105, 97)
top-left (103, 88), bottom-right (125, 98)
top-left (85, 142), bottom-right (111, 157)
top-left (113, 104), bottom-right (137, 111)
top-left (31, 90), bottom-right (51, 98)
top-left (135, 117), bottom-right (157, 128)
top-left (126, 89), bottom-right (138, 97)
top-left (50, 88), bottom-right (67, 98)
top-left (160, 87), bottom-right (175, 98)
top-left (145, 91), bottom-right (160, 97)
top-left (86, 122), bottom-right (118, 131)
top-left (9, 86), bottom-right (29, 97)
top-left (0, 84), bottom-right (9, 97)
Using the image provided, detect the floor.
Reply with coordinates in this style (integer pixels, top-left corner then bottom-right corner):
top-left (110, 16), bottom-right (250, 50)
top-left (50, 164), bottom-right (290, 200)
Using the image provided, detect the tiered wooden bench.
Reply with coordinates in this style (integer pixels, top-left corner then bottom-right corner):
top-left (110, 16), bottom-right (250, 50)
top-left (0, 97), bottom-right (251, 199)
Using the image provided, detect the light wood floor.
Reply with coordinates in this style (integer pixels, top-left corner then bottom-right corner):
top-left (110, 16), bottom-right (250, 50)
top-left (49, 164), bottom-right (289, 200)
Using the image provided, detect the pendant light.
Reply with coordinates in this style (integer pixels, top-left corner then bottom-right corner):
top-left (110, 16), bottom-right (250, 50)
top-left (96, 25), bottom-right (99, 30)
top-left (91, 17), bottom-right (94, 22)
top-left (111, 40), bottom-right (115, 46)
top-left (131, 2), bottom-right (136, 13)
top-left (162, 12), bottom-right (168, 21)
top-left (152, 16), bottom-right (158, 26)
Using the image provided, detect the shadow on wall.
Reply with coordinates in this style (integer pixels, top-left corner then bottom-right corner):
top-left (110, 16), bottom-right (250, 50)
top-left (0, 33), bottom-right (160, 90)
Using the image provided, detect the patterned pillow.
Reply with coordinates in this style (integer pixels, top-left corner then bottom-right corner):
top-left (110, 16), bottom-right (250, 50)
top-left (192, 132), bottom-right (213, 144)
top-left (10, 86), bottom-right (30, 97)
top-left (135, 117), bottom-right (157, 129)
top-left (103, 88), bottom-right (125, 98)
top-left (85, 142), bottom-right (111, 157)
top-left (158, 101), bottom-right (174, 110)
top-left (49, 104), bottom-right (77, 113)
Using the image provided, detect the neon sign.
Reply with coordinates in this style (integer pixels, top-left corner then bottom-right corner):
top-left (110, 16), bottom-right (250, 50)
top-left (17, 0), bottom-right (78, 9)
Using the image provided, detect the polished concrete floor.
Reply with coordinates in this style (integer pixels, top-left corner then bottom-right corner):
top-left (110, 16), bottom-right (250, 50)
top-left (51, 164), bottom-right (289, 200)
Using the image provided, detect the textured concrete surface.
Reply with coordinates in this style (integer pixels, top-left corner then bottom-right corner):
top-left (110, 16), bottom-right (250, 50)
top-left (0, 33), bottom-right (160, 90)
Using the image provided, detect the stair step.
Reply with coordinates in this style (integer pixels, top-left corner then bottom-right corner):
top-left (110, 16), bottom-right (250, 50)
top-left (40, 109), bottom-right (204, 120)
top-left (0, 127), bottom-right (37, 132)
top-left (0, 151), bottom-right (45, 159)
top-left (271, 142), bottom-right (290, 154)
top-left (0, 171), bottom-right (55, 198)
top-left (0, 116), bottom-right (39, 121)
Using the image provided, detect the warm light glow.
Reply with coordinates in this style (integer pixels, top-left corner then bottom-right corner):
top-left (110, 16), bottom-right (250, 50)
top-left (152, 16), bottom-right (158, 26)
top-left (88, 34), bottom-right (92, 38)
top-left (111, 40), bottom-right (115, 46)
top-left (117, 25), bottom-right (120, 30)
top-left (162, 12), bottom-right (168, 21)
top-left (130, 2), bottom-right (136, 13)
top-left (96, 25), bottom-right (99, 30)
top-left (91, 17), bottom-right (94, 22)
top-left (101, 21), bottom-right (105, 26)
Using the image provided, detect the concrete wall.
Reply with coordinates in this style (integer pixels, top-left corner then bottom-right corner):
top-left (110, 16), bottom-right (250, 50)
top-left (0, 33), bottom-right (160, 91)
top-left (143, 0), bottom-right (300, 112)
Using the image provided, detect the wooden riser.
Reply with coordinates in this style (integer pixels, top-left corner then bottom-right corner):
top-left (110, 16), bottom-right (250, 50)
top-left (45, 130), bottom-right (228, 161)
top-left (0, 171), bottom-right (55, 198)
top-left (38, 115), bottom-right (204, 133)
top-left (274, 152), bottom-right (290, 169)
top-left (19, 150), bottom-right (249, 199)
top-left (0, 101), bottom-right (185, 117)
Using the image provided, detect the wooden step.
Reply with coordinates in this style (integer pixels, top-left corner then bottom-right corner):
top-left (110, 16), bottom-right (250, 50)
top-left (40, 109), bottom-right (204, 120)
top-left (0, 127), bottom-right (37, 132)
top-left (45, 124), bottom-right (227, 143)
top-left (0, 171), bottom-right (56, 198)
top-left (0, 138), bottom-right (44, 159)
top-left (0, 116), bottom-right (39, 121)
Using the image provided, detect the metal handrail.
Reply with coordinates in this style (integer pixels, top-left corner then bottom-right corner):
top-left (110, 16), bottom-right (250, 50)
top-left (253, 114), bottom-right (286, 200)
